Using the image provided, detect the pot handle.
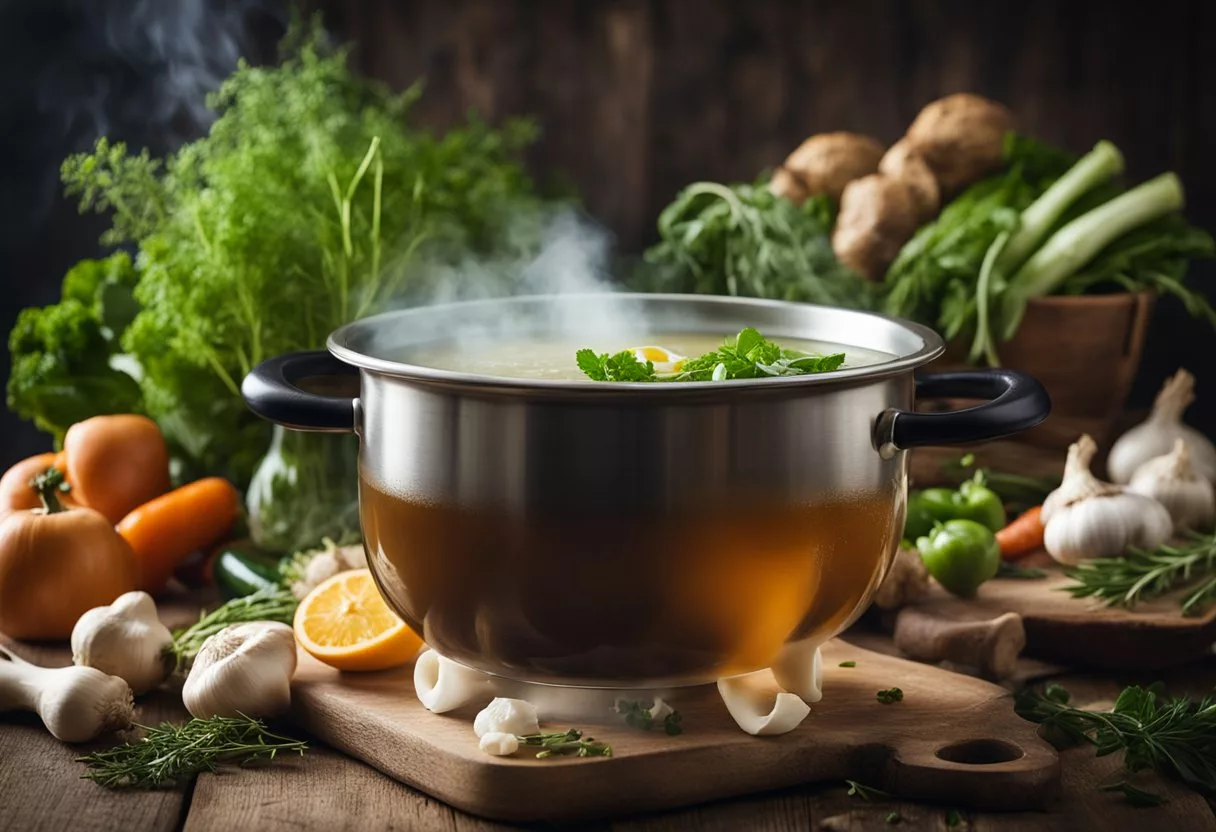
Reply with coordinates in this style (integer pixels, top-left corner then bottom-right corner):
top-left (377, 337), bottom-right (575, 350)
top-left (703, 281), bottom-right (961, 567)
top-left (874, 370), bottom-right (1051, 458)
top-left (241, 350), bottom-right (358, 432)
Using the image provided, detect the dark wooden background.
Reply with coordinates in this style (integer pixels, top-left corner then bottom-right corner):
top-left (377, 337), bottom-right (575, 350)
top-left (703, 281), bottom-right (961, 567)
top-left (3, 0), bottom-right (1215, 463)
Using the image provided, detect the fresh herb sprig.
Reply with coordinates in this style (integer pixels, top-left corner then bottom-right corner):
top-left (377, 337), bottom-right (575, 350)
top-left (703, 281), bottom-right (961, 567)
top-left (518, 729), bottom-right (612, 759)
top-left (845, 779), bottom-right (889, 801)
top-left (78, 715), bottom-right (307, 789)
top-left (1015, 683), bottom-right (1216, 799)
top-left (168, 587), bottom-right (299, 667)
top-left (616, 700), bottom-right (684, 735)
top-left (576, 328), bottom-right (845, 384)
top-left (1062, 532), bottom-right (1216, 616)
top-left (877, 688), bottom-right (904, 705)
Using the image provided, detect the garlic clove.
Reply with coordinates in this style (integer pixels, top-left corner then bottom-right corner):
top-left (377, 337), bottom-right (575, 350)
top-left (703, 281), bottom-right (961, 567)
top-left (1128, 439), bottom-right (1216, 532)
top-left (71, 591), bottom-right (174, 695)
top-left (648, 697), bottom-right (674, 724)
top-left (1, 647), bottom-right (133, 743)
top-left (479, 731), bottom-right (520, 756)
top-left (474, 697), bottom-right (540, 738)
top-left (717, 672), bottom-right (811, 736)
top-left (182, 621), bottom-right (297, 719)
top-left (771, 639), bottom-right (824, 704)
top-left (1108, 370), bottom-right (1216, 484)
top-left (413, 648), bottom-right (492, 713)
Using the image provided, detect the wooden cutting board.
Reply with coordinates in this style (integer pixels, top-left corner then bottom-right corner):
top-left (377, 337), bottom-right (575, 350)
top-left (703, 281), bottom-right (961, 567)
top-left (911, 553), bottom-right (1216, 670)
top-left (289, 639), bottom-right (1059, 823)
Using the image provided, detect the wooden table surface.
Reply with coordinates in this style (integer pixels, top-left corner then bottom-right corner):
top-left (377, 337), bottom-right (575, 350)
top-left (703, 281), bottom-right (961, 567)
top-left (3, 598), bottom-right (1215, 832)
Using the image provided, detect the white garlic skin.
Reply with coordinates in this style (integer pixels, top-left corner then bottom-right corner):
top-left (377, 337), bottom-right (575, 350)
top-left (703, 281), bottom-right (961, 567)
top-left (1043, 493), bottom-right (1173, 565)
top-left (474, 697), bottom-right (540, 739)
top-left (479, 732), bottom-right (520, 756)
top-left (1107, 369), bottom-right (1216, 483)
top-left (1127, 442), bottom-right (1216, 532)
top-left (0, 649), bottom-right (133, 743)
top-left (182, 622), bottom-right (297, 719)
top-left (71, 591), bottom-right (173, 695)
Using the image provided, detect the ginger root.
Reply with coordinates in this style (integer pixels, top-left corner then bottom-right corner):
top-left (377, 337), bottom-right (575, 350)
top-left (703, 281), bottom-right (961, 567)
top-left (872, 545), bottom-right (931, 610)
top-left (771, 132), bottom-right (884, 205)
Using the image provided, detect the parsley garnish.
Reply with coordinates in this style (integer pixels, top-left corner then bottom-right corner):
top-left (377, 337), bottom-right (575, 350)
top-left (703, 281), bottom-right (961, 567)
top-left (576, 328), bottom-right (845, 383)
top-left (877, 688), bottom-right (904, 704)
top-left (615, 700), bottom-right (684, 736)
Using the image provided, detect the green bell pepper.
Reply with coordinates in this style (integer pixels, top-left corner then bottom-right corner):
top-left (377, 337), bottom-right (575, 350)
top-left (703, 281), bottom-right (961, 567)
top-left (916, 519), bottom-right (1001, 598)
top-left (904, 474), bottom-right (1006, 540)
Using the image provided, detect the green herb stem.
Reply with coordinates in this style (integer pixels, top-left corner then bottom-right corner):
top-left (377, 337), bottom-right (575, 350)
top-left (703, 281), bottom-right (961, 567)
top-left (1062, 532), bottom-right (1216, 615)
top-left (168, 587), bottom-right (298, 667)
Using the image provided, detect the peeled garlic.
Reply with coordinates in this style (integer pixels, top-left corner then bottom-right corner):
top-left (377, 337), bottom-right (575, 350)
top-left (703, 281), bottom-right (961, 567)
top-left (182, 622), bottom-right (297, 719)
top-left (772, 639), bottom-right (824, 704)
top-left (717, 672), bottom-right (811, 736)
top-left (479, 731), bottom-right (520, 756)
top-left (474, 697), bottom-right (540, 738)
top-left (1128, 439), bottom-right (1216, 532)
top-left (1108, 369), bottom-right (1216, 483)
top-left (0, 646), bottom-right (133, 743)
top-left (1042, 434), bottom-right (1173, 565)
top-left (71, 591), bottom-right (174, 695)
top-left (413, 648), bottom-right (492, 713)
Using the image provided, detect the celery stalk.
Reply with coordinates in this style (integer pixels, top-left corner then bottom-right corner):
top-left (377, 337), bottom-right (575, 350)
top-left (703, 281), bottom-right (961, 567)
top-left (998, 173), bottom-right (1185, 340)
top-left (995, 141), bottom-right (1125, 275)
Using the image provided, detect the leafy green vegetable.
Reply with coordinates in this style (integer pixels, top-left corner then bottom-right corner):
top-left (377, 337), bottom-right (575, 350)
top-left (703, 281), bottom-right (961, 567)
top-left (575, 349), bottom-right (656, 382)
top-left (575, 328), bottom-right (845, 383)
top-left (7, 252), bottom-right (144, 444)
top-left (1016, 683), bottom-right (1216, 798)
top-left (38, 16), bottom-right (548, 488)
top-left (635, 180), bottom-right (873, 310)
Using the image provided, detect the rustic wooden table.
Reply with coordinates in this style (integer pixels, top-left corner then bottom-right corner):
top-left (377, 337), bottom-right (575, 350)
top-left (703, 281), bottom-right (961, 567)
top-left (3, 599), bottom-right (1215, 832)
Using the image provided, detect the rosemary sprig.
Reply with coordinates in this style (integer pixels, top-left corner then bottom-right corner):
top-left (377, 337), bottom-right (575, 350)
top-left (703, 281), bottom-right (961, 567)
top-left (1061, 531), bottom-right (1216, 615)
top-left (168, 587), bottom-right (299, 667)
top-left (517, 729), bottom-right (612, 759)
top-left (78, 715), bottom-right (307, 789)
top-left (1015, 683), bottom-right (1216, 799)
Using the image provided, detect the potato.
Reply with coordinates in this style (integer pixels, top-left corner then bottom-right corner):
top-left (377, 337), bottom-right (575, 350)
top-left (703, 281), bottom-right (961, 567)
top-left (772, 132), bottom-right (884, 205)
top-left (906, 93), bottom-right (1015, 194)
top-left (831, 174), bottom-right (921, 281)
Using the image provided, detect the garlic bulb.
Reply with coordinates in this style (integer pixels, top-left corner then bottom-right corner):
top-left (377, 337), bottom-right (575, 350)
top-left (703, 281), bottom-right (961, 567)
top-left (771, 639), bottom-right (824, 704)
top-left (0, 646), bottom-right (133, 742)
top-left (71, 591), bottom-right (174, 694)
top-left (1128, 439), bottom-right (1216, 532)
top-left (1042, 434), bottom-right (1173, 565)
top-left (413, 648), bottom-right (492, 713)
top-left (182, 622), bottom-right (297, 719)
top-left (479, 732), bottom-right (520, 756)
top-left (717, 672), bottom-right (811, 736)
top-left (473, 698), bottom-right (540, 739)
top-left (1108, 369), bottom-right (1216, 483)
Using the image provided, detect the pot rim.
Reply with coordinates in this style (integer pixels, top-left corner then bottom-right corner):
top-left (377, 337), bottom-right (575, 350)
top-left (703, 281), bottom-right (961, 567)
top-left (327, 293), bottom-right (946, 392)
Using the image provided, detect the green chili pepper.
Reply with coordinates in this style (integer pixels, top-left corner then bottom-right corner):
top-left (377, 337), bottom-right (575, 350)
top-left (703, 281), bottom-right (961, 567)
top-left (904, 474), bottom-right (1006, 540)
top-left (916, 519), bottom-right (1001, 598)
top-left (212, 540), bottom-right (284, 600)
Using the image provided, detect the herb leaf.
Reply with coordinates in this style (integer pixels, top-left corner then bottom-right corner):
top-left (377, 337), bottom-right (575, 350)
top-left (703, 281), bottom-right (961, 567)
top-left (877, 688), bottom-right (904, 705)
top-left (575, 349), bottom-right (656, 382)
top-left (168, 587), bottom-right (298, 668)
top-left (1098, 780), bottom-right (1167, 807)
top-left (839, 661), bottom-right (857, 668)
top-left (845, 779), bottom-right (889, 801)
top-left (1062, 531), bottom-right (1216, 615)
top-left (1016, 683), bottom-right (1216, 798)
top-left (517, 729), bottom-right (612, 759)
top-left (77, 715), bottom-right (306, 789)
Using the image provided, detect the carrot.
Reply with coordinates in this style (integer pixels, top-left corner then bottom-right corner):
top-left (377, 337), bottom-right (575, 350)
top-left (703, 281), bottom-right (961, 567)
top-left (117, 477), bottom-right (240, 593)
top-left (996, 505), bottom-right (1045, 560)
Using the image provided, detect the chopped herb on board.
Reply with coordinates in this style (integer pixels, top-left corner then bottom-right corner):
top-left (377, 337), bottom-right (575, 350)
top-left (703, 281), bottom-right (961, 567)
top-left (838, 661), bottom-right (857, 668)
top-left (518, 729), bottom-right (612, 759)
top-left (877, 688), bottom-right (904, 704)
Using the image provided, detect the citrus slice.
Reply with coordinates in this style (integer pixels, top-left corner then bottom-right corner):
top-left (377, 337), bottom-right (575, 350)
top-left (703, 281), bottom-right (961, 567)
top-left (293, 569), bottom-right (423, 671)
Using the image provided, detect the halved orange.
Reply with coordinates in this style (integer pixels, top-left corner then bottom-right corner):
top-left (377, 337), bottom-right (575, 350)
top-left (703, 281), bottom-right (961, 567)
top-left (293, 569), bottom-right (423, 671)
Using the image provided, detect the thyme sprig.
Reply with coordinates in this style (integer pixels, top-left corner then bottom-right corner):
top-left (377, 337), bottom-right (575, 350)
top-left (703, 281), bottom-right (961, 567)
top-left (78, 715), bottom-right (307, 789)
top-left (517, 729), bottom-right (612, 759)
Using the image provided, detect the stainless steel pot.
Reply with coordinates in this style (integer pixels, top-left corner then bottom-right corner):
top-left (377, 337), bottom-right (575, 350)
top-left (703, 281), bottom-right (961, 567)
top-left (243, 294), bottom-right (1049, 687)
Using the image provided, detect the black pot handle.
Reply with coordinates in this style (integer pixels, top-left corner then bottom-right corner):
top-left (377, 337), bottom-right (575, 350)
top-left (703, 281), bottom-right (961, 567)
top-left (241, 350), bottom-right (358, 432)
top-left (874, 369), bottom-right (1051, 458)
